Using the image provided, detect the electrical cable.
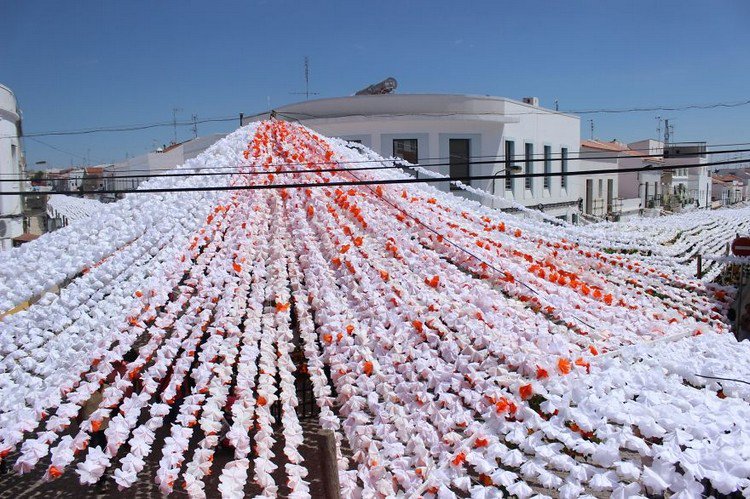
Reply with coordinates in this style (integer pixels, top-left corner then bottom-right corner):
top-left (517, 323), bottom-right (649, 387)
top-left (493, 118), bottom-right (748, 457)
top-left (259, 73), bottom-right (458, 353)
top-left (694, 374), bottom-right (750, 386)
top-left (21, 140), bottom-right (750, 179)
top-left (0, 115), bottom-right (239, 139)
top-left (6, 146), bottom-right (750, 184)
top-left (26, 137), bottom-right (95, 163)
top-left (273, 98), bottom-right (750, 121)
top-left (4, 97), bottom-right (748, 140)
top-left (5, 156), bottom-right (746, 197)
top-left (301, 141), bottom-right (598, 329)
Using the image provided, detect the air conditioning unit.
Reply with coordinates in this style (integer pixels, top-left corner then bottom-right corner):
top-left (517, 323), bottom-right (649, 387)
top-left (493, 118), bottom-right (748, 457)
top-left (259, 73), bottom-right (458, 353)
top-left (522, 97), bottom-right (539, 107)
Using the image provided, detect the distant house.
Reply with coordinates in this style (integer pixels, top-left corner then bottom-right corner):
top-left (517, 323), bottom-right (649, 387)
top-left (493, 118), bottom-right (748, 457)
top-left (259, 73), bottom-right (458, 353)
top-left (711, 172), bottom-right (745, 206)
top-left (618, 139), bottom-right (669, 217)
top-left (616, 139), bottom-right (712, 217)
top-left (82, 166), bottom-right (107, 194)
top-left (663, 141), bottom-right (711, 209)
top-left (47, 169), bottom-right (71, 192)
top-left (578, 140), bottom-right (628, 219)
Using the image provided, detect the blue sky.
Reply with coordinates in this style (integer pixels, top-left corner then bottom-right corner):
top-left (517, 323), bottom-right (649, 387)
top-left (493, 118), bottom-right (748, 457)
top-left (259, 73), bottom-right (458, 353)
top-left (2, 0), bottom-right (749, 168)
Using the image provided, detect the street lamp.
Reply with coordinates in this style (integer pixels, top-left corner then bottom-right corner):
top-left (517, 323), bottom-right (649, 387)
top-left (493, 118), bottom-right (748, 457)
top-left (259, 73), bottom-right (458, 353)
top-left (490, 164), bottom-right (524, 195)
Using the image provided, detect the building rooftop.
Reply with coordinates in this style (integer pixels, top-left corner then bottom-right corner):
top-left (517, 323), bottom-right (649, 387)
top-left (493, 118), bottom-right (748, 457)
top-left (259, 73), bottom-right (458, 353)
top-left (581, 139), bottom-right (648, 158)
top-left (246, 93), bottom-right (579, 124)
top-left (581, 139), bottom-right (630, 152)
top-left (713, 172), bottom-right (744, 184)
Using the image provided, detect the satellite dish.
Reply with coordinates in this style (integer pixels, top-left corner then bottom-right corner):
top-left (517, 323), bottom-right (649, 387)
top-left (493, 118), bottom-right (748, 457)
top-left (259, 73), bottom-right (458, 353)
top-left (0, 220), bottom-right (7, 238)
top-left (355, 78), bottom-right (398, 96)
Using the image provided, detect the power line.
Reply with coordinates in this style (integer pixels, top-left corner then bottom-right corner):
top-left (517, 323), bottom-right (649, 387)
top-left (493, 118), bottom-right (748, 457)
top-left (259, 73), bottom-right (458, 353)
top-left (6, 97), bottom-right (749, 141)
top-left (4, 146), bottom-right (750, 184)
top-left (568, 99), bottom-right (750, 115)
top-left (26, 137), bottom-right (93, 163)
top-left (21, 139), bottom-right (750, 178)
top-left (274, 98), bottom-right (750, 121)
top-left (694, 374), bottom-right (750, 386)
top-left (0, 115), bottom-right (239, 140)
top-left (4, 156), bottom-right (746, 197)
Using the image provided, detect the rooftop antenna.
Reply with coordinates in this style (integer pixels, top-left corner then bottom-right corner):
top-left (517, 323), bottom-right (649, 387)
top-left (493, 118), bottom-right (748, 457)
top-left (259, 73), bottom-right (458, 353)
top-left (172, 107), bottom-right (183, 144)
top-left (588, 119), bottom-right (594, 140)
top-left (664, 118), bottom-right (671, 146)
top-left (554, 99), bottom-right (559, 111)
top-left (290, 56), bottom-right (319, 100)
top-left (191, 114), bottom-right (198, 139)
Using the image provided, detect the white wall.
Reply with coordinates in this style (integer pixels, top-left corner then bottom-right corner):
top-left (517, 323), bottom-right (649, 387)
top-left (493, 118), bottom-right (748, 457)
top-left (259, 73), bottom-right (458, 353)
top-left (496, 101), bottom-right (580, 219)
top-left (578, 149), bottom-right (619, 217)
top-left (291, 95), bottom-right (581, 221)
top-left (0, 84), bottom-right (24, 250)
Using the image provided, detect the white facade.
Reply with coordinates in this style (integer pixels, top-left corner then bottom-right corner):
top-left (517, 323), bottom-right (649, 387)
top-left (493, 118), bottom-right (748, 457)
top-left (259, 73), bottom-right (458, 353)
top-left (0, 84), bottom-right (24, 250)
top-left (618, 139), bottom-right (667, 214)
top-left (662, 142), bottom-right (711, 209)
top-left (67, 168), bottom-right (85, 192)
top-left (617, 139), bottom-right (712, 215)
top-left (578, 141), bottom-right (621, 219)
top-left (248, 94), bottom-right (582, 221)
top-left (711, 174), bottom-right (746, 206)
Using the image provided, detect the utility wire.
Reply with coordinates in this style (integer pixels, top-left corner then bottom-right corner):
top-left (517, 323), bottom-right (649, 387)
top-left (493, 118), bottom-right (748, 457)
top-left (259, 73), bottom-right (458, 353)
top-left (274, 98), bottom-right (750, 121)
top-left (289, 132), bottom-right (596, 329)
top-left (20, 140), bottom-right (750, 178)
top-left (694, 374), bottom-right (750, 386)
top-left (26, 137), bottom-right (95, 163)
top-left (6, 97), bottom-right (749, 140)
top-left (0, 115), bottom-right (239, 140)
top-left (6, 146), bottom-right (750, 184)
top-left (4, 157), bottom-right (747, 197)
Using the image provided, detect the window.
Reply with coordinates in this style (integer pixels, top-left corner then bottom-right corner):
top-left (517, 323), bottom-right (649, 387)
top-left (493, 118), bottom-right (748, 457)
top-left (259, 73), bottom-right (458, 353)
top-left (560, 147), bottom-right (568, 189)
top-left (598, 179), bottom-right (603, 198)
top-left (393, 139), bottom-right (418, 174)
top-left (449, 139), bottom-right (470, 190)
top-left (504, 140), bottom-right (515, 190)
top-left (543, 145), bottom-right (552, 189)
top-left (524, 143), bottom-right (533, 190)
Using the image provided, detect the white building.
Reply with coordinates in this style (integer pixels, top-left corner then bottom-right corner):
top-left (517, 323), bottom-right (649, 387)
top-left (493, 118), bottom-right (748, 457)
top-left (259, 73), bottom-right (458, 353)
top-left (711, 172), bottom-right (745, 206)
top-left (617, 139), bottom-right (667, 216)
top-left (578, 140), bottom-right (623, 219)
top-left (616, 139), bottom-right (712, 217)
top-left (104, 133), bottom-right (225, 199)
top-left (247, 94), bottom-right (582, 221)
top-left (663, 142), bottom-right (711, 209)
top-left (0, 84), bottom-right (24, 250)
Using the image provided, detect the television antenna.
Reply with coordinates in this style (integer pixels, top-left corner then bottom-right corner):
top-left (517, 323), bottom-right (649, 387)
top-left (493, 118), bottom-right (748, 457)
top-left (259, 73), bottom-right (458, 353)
top-left (290, 56), bottom-right (319, 100)
top-left (172, 107), bottom-right (183, 144)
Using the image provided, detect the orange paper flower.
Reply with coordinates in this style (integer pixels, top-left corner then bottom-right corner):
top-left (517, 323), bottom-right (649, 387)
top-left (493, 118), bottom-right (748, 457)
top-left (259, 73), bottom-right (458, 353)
top-left (557, 358), bottom-right (572, 375)
top-left (519, 383), bottom-right (533, 400)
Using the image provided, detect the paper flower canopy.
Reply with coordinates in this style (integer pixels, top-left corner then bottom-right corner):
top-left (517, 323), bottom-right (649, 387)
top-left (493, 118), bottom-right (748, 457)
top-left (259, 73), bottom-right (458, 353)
top-left (0, 120), bottom-right (749, 497)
